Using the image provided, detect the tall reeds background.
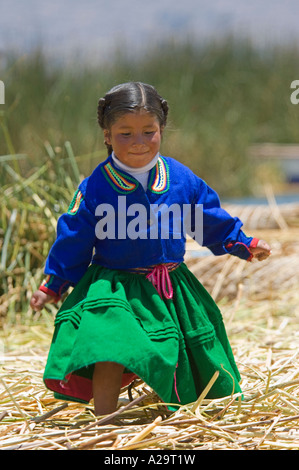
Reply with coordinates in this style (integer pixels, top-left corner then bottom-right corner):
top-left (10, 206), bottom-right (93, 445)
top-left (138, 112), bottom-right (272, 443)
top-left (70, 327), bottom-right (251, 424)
top-left (1, 37), bottom-right (299, 191)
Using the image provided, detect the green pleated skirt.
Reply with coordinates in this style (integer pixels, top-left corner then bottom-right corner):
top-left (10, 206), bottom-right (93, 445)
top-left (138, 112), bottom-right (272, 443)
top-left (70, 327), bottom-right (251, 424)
top-left (43, 263), bottom-right (241, 407)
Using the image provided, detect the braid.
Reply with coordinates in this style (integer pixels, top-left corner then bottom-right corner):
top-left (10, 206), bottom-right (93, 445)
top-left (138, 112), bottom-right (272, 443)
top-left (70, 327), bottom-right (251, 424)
top-left (97, 97), bottom-right (113, 155)
top-left (97, 97), bottom-right (106, 129)
top-left (160, 98), bottom-right (169, 126)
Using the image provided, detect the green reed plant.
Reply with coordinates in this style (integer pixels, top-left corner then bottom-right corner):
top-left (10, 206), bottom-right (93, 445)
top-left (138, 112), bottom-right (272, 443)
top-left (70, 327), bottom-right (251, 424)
top-left (0, 123), bottom-right (106, 319)
top-left (1, 37), bottom-right (299, 195)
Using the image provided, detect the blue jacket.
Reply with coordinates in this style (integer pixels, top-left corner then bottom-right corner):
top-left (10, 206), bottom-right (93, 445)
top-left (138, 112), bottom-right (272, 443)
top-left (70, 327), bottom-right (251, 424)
top-left (40, 155), bottom-right (254, 299)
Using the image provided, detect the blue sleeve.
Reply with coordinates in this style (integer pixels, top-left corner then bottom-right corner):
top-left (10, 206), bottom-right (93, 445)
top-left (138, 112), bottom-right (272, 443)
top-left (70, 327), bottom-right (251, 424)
top-left (42, 185), bottom-right (97, 295)
top-left (194, 177), bottom-right (253, 260)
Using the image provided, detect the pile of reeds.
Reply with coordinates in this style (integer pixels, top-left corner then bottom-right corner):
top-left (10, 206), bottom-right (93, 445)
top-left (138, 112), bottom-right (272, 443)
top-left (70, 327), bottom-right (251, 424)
top-left (186, 228), bottom-right (299, 301)
top-left (0, 143), bottom-right (106, 321)
top-left (185, 189), bottom-right (299, 301)
top-left (1, 278), bottom-right (299, 450)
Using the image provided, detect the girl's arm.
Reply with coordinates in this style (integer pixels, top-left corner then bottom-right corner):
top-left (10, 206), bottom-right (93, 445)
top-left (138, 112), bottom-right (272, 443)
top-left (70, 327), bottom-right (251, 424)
top-left (31, 185), bottom-right (97, 310)
top-left (194, 178), bottom-right (271, 262)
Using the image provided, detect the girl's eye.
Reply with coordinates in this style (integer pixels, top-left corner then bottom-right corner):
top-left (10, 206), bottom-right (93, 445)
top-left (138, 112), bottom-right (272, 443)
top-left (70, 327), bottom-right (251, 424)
top-left (120, 131), bottom-right (155, 137)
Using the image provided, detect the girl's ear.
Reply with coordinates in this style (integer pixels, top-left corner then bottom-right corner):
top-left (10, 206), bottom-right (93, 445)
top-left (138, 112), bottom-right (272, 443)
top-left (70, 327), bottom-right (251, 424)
top-left (103, 129), bottom-right (111, 145)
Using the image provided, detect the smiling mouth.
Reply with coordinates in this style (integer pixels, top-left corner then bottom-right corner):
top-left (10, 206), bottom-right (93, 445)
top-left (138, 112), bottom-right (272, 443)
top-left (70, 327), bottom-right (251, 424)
top-left (130, 152), bottom-right (149, 156)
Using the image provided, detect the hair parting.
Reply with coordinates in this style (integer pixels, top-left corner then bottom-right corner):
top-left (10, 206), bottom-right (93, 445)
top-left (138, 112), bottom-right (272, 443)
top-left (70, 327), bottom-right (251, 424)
top-left (97, 82), bottom-right (169, 155)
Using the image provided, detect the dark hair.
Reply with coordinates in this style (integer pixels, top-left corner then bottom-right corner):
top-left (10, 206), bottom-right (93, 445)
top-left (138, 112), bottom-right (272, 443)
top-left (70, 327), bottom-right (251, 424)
top-left (97, 82), bottom-right (169, 155)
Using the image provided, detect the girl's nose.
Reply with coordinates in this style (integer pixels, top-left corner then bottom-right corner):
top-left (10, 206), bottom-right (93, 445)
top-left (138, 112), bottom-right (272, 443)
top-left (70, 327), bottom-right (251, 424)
top-left (132, 133), bottom-right (145, 146)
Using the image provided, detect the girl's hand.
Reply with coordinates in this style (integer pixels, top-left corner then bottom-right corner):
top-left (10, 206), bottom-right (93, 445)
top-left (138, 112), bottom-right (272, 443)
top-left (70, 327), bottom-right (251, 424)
top-left (30, 290), bottom-right (56, 311)
top-left (250, 239), bottom-right (272, 261)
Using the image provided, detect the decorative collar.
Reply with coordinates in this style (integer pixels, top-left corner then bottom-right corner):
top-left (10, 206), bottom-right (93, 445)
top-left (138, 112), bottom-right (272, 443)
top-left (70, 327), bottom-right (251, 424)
top-left (101, 155), bottom-right (169, 194)
top-left (148, 155), bottom-right (169, 194)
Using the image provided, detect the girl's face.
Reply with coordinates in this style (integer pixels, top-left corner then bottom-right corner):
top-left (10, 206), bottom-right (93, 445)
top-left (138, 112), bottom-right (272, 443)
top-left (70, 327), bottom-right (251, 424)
top-left (103, 110), bottom-right (163, 168)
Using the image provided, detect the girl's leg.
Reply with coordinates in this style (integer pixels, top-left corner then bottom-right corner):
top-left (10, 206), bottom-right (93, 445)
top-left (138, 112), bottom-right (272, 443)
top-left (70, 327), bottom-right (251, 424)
top-left (92, 361), bottom-right (124, 417)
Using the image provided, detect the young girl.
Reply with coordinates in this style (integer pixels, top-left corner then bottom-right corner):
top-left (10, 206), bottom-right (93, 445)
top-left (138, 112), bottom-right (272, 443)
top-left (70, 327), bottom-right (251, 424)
top-left (30, 82), bottom-right (271, 417)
